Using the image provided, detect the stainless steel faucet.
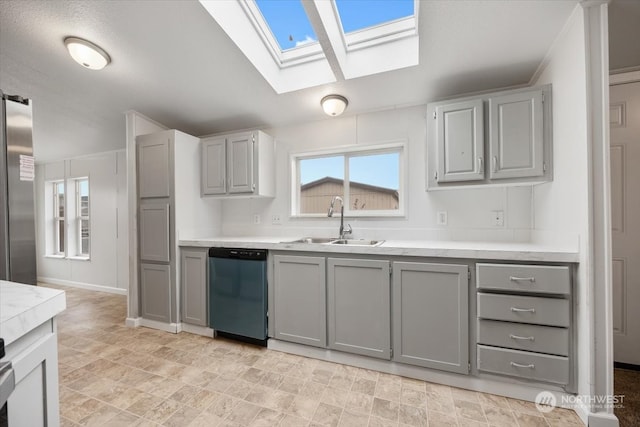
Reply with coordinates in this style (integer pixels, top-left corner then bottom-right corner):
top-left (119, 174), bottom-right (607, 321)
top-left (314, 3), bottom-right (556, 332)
top-left (328, 196), bottom-right (352, 239)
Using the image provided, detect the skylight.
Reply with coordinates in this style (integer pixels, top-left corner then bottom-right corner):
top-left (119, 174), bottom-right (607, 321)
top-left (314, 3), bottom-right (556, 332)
top-left (334, 0), bottom-right (414, 33)
top-left (254, 0), bottom-right (317, 51)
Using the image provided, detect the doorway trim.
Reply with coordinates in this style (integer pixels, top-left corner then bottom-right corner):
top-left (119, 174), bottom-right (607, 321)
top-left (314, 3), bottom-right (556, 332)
top-left (610, 70), bottom-right (640, 85)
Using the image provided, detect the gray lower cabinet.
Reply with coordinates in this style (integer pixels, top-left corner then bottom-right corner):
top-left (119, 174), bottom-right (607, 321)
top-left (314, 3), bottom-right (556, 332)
top-left (139, 202), bottom-right (170, 262)
top-left (327, 258), bottom-right (391, 359)
top-left (140, 263), bottom-right (171, 323)
top-left (181, 248), bottom-right (208, 326)
top-left (392, 262), bottom-right (469, 374)
top-left (273, 255), bottom-right (326, 347)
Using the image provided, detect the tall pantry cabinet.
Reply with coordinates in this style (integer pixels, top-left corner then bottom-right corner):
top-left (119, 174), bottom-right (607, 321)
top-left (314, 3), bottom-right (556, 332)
top-left (136, 130), bottom-right (219, 331)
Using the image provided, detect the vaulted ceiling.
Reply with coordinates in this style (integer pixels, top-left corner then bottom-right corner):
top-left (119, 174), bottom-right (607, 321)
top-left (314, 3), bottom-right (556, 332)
top-left (1, 1), bottom-right (634, 164)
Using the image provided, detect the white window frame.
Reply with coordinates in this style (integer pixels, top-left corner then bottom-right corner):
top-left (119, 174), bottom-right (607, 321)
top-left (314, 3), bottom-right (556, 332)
top-left (52, 181), bottom-right (65, 256)
top-left (291, 141), bottom-right (406, 218)
top-left (75, 178), bottom-right (90, 257)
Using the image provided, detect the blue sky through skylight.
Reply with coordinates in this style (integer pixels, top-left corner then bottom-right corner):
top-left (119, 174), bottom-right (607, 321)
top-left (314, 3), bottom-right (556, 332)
top-left (255, 0), bottom-right (317, 51)
top-left (335, 0), bottom-right (414, 33)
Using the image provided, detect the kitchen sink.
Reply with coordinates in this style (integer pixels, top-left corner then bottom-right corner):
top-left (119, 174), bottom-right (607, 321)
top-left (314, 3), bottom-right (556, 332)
top-left (330, 239), bottom-right (384, 246)
top-left (284, 237), bottom-right (384, 246)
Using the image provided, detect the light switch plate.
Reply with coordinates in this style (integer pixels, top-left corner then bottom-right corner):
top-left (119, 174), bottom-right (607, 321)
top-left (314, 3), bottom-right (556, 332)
top-left (437, 211), bottom-right (448, 226)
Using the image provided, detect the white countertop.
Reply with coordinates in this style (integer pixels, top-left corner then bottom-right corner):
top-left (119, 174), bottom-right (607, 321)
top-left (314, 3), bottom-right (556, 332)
top-left (0, 281), bottom-right (66, 346)
top-left (179, 237), bottom-right (579, 263)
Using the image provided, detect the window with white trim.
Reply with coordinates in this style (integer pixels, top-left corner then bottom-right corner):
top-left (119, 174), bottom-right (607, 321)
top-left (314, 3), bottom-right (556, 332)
top-left (292, 143), bottom-right (404, 217)
top-left (52, 181), bottom-right (65, 255)
top-left (76, 178), bottom-right (90, 256)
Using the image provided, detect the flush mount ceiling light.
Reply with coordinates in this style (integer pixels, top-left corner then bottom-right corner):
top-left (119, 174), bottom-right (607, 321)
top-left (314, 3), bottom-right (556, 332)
top-left (321, 94), bottom-right (348, 116)
top-left (64, 37), bottom-right (111, 70)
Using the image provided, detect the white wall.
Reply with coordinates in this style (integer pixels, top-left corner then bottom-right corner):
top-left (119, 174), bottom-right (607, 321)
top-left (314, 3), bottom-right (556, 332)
top-left (531, 5), bottom-right (592, 406)
top-left (221, 106), bottom-right (533, 242)
top-left (35, 150), bottom-right (128, 294)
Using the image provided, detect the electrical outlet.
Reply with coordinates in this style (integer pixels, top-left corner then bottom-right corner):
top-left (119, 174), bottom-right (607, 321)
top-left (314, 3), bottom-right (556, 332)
top-left (492, 210), bottom-right (504, 227)
top-left (437, 211), bottom-right (448, 226)
top-left (253, 214), bottom-right (261, 225)
top-left (271, 214), bottom-right (282, 225)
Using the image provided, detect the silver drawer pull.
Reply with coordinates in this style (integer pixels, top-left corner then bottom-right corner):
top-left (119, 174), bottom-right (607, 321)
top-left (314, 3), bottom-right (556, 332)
top-left (509, 334), bottom-right (535, 341)
top-left (510, 307), bottom-right (536, 313)
top-left (510, 362), bottom-right (535, 369)
top-left (509, 276), bottom-right (536, 282)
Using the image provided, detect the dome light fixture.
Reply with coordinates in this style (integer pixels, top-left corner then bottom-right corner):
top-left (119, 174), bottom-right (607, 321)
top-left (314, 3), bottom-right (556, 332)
top-left (64, 37), bottom-right (111, 70)
top-left (321, 94), bottom-right (348, 117)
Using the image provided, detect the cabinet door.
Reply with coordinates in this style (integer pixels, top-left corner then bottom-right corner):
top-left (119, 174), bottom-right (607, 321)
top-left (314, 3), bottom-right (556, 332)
top-left (137, 134), bottom-right (170, 198)
top-left (139, 203), bottom-right (170, 262)
top-left (273, 255), bottom-right (327, 347)
top-left (228, 132), bottom-right (254, 194)
top-left (436, 99), bottom-right (484, 182)
top-left (181, 248), bottom-right (208, 326)
top-left (202, 137), bottom-right (227, 195)
top-left (489, 89), bottom-right (544, 179)
top-left (141, 263), bottom-right (171, 323)
top-left (392, 262), bottom-right (469, 374)
top-left (328, 258), bottom-right (391, 359)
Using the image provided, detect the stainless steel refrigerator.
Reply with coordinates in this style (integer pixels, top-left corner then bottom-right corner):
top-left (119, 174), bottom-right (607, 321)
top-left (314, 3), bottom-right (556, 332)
top-left (0, 91), bottom-right (36, 285)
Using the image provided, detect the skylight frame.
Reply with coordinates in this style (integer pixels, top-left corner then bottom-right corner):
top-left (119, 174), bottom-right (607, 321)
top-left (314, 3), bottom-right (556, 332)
top-left (331, 0), bottom-right (419, 52)
top-left (240, 0), bottom-right (325, 68)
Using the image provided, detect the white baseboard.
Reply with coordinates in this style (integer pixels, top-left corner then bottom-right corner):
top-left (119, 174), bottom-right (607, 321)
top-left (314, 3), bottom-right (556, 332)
top-left (125, 317), bottom-right (141, 328)
top-left (268, 339), bottom-right (581, 418)
top-left (588, 412), bottom-right (619, 427)
top-left (38, 277), bottom-right (127, 295)
top-left (180, 323), bottom-right (214, 338)
top-left (138, 318), bottom-right (179, 334)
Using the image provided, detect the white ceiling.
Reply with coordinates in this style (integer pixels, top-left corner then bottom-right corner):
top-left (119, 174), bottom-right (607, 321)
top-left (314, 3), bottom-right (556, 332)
top-left (0, 0), bottom-right (584, 163)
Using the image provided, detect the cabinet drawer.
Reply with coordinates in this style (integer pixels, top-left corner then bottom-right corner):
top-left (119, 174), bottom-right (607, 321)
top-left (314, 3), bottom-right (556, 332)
top-left (477, 293), bottom-right (569, 327)
top-left (478, 320), bottom-right (568, 356)
top-left (477, 264), bottom-right (570, 295)
top-left (478, 345), bottom-right (569, 385)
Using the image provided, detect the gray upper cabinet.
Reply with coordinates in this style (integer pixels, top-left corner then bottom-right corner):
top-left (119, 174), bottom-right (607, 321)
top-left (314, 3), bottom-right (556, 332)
top-left (139, 202), bottom-right (170, 262)
top-left (201, 130), bottom-right (275, 198)
top-left (181, 248), bottom-right (208, 326)
top-left (273, 255), bottom-right (327, 348)
top-left (228, 132), bottom-right (254, 194)
top-left (140, 262), bottom-right (171, 323)
top-left (392, 262), bottom-right (469, 374)
top-left (427, 84), bottom-right (551, 189)
top-left (436, 99), bottom-right (484, 183)
top-left (328, 258), bottom-right (391, 359)
top-left (138, 135), bottom-right (170, 198)
top-left (201, 137), bottom-right (226, 195)
top-left (489, 89), bottom-right (544, 179)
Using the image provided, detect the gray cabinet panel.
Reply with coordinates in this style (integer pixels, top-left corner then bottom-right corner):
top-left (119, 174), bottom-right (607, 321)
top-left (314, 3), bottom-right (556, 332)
top-left (181, 248), bottom-right (208, 326)
top-left (202, 137), bottom-right (226, 195)
top-left (489, 89), bottom-right (544, 179)
top-left (328, 258), bottom-right (391, 359)
top-left (273, 255), bottom-right (327, 347)
top-left (137, 136), bottom-right (170, 198)
top-left (477, 293), bottom-right (569, 327)
top-left (478, 320), bottom-right (569, 356)
top-left (392, 262), bottom-right (469, 374)
top-left (476, 263), bottom-right (570, 295)
top-left (436, 99), bottom-right (484, 182)
top-left (228, 132), bottom-right (254, 194)
top-left (478, 345), bottom-right (569, 385)
top-left (141, 263), bottom-right (171, 323)
top-left (139, 203), bottom-right (170, 262)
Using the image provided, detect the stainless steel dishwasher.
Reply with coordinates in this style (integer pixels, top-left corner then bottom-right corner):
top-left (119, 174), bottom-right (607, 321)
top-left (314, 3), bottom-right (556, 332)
top-left (208, 248), bottom-right (268, 345)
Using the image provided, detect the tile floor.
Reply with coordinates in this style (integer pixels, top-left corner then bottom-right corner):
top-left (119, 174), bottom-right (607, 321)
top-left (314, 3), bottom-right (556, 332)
top-left (47, 283), bottom-right (585, 427)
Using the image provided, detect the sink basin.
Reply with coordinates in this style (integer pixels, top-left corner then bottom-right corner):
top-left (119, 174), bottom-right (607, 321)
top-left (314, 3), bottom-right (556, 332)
top-left (330, 239), bottom-right (385, 247)
top-left (286, 237), bottom-right (337, 244)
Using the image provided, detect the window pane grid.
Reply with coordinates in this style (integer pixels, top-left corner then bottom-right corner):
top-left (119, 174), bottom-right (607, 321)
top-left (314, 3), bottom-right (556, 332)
top-left (76, 179), bottom-right (90, 257)
top-left (53, 181), bottom-right (65, 255)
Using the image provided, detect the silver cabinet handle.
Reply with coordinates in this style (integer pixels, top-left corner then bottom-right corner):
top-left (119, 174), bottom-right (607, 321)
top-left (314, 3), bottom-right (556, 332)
top-left (478, 157), bottom-right (484, 173)
top-left (492, 156), bottom-right (498, 172)
top-left (510, 334), bottom-right (535, 341)
top-left (510, 276), bottom-right (536, 282)
top-left (510, 362), bottom-right (535, 369)
top-left (510, 307), bottom-right (536, 313)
